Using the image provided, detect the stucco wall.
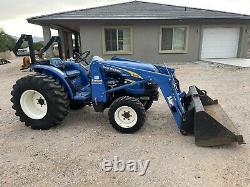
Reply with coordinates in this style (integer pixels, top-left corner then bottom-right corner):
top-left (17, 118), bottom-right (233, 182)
top-left (80, 21), bottom-right (249, 63)
top-left (238, 24), bottom-right (250, 58)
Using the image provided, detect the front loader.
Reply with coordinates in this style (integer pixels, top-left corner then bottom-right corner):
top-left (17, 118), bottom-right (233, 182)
top-left (11, 34), bottom-right (244, 147)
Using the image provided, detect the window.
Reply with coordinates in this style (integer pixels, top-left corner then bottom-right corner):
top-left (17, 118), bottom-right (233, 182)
top-left (103, 27), bottom-right (132, 54)
top-left (160, 26), bottom-right (188, 53)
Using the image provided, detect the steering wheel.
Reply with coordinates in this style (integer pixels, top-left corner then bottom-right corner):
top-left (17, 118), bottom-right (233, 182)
top-left (74, 51), bottom-right (90, 65)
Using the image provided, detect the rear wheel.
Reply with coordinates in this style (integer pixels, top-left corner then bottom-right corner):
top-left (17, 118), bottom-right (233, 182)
top-left (108, 96), bottom-right (146, 133)
top-left (11, 74), bottom-right (69, 130)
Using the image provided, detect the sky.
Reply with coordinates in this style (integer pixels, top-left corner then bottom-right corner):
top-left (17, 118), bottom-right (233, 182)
top-left (1, 0), bottom-right (250, 38)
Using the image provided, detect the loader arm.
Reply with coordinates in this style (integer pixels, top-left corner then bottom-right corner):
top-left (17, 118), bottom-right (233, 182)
top-left (90, 61), bottom-right (186, 128)
top-left (90, 60), bottom-right (244, 146)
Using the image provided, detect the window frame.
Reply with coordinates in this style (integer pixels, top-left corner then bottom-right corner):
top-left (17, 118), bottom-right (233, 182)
top-left (102, 26), bottom-right (133, 55)
top-left (159, 25), bottom-right (189, 54)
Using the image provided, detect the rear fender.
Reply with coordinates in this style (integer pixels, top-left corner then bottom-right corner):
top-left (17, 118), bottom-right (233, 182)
top-left (63, 61), bottom-right (89, 86)
top-left (32, 65), bottom-right (74, 99)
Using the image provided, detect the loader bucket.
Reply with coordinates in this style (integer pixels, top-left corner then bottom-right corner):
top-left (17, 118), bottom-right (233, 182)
top-left (183, 86), bottom-right (244, 147)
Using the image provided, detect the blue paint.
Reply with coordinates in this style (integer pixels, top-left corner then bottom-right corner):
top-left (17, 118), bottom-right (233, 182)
top-left (32, 64), bottom-right (74, 99)
top-left (31, 56), bottom-right (186, 129)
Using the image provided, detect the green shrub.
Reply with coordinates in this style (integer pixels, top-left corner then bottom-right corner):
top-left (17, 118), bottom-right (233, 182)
top-left (0, 29), bottom-right (16, 52)
top-left (33, 41), bottom-right (44, 51)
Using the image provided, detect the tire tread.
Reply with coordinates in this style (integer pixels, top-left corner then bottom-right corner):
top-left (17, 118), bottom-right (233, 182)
top-left (11, 73), bottom-right (69, 130)
top-left (108, 96), bottom-right (146, 133)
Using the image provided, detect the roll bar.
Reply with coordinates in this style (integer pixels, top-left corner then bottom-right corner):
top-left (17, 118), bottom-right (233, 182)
top-left (13, 34), bottom-right (63, 64)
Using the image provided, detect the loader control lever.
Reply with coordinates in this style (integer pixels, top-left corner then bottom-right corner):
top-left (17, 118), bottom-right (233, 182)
top-left (74, 51), bottom-right (90, 65)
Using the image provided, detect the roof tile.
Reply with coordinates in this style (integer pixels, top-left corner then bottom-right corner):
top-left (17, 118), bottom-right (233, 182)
top-left (28, 1), bottom-right (250, 22)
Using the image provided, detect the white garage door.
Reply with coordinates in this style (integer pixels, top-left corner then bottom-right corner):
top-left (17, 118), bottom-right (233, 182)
top-left (201, 27), bottom-right (240, 59)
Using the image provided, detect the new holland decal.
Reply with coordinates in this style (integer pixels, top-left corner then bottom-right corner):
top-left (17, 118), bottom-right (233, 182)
top-left (92, 75), bottom-right (103, 84)
top-left (103, 65), bottom-right (142, 79)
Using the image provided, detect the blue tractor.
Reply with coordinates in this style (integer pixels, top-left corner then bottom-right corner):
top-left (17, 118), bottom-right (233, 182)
top-left (11, 35), bottom-right (244, 147)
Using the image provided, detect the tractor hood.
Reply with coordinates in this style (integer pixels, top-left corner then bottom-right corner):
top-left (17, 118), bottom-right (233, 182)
top-left (92, 56), bottom-right (158, 72)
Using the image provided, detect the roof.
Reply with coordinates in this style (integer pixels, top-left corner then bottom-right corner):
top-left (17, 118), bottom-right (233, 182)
top-left (28, 1), bottom-right (250, 23)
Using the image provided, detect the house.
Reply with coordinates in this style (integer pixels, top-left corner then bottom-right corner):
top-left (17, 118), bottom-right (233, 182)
top-left (27, 1), bottom-right (250, 63)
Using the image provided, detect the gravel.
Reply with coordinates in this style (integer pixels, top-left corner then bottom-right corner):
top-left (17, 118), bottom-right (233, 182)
top-left (0, 59), bottom-right (249, 186)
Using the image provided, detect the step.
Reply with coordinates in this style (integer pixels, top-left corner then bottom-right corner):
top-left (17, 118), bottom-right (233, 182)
top-left (73, 85), bottom-right (91, 101)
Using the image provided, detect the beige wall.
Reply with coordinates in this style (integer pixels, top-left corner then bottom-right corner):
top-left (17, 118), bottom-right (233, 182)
top-left (238, 24), bottom-right (250, 58)
top-left (80, 21), bottom-right (249, 63)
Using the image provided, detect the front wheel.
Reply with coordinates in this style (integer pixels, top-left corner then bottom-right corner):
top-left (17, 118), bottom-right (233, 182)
top-left (11, 74), bottom-right (69, 130)
top-left (108, 96), bottom-right (146, 133)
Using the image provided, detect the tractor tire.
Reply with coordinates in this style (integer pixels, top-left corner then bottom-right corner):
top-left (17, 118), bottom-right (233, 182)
top-left (141, 99), bottom-right (154, 111)
top-left (11, 74), bottom-right (69, 130)
top-left (108, 96), bottom-right (146, 133)
top-left (69, 100), bottom-right (85, 110)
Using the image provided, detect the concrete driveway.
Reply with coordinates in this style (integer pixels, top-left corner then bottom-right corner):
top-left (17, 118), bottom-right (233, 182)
top-left (202, 58), bottom-right (250, 68)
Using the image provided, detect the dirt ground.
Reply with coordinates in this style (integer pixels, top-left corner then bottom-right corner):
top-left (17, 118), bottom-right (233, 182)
top-left (0, 59), bottom-right (249, 186)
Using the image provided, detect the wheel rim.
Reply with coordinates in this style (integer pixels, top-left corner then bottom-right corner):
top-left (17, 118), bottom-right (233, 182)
top-left (20, 90), bottom-right (47, 119)
top-left (114, 106), bottom-right (138, 128)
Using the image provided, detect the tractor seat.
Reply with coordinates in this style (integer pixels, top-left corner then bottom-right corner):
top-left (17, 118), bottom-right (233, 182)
top-left (65, 70), bottom-right (81, 79)
top-left (48, 58), bottom-right (84, 79)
